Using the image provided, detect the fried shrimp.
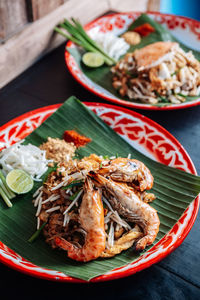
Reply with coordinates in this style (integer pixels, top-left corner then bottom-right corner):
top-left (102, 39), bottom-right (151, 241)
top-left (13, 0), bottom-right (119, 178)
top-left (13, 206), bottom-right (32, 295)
top-left (55, 177), bottom-right (106, 262)
top-left (77, 154), bottom-right (103, 173)
top-left (98, 157), bottom-right (153, 191)
top-left (89, 172), bottom-right (160, 251)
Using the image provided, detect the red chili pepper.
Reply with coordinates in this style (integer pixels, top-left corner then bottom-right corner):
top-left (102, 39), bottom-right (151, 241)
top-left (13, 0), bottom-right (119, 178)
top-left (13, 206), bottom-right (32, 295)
top-left (63, 130), bottom-right (91, 147)
top-left (133, 23), bottom-right (155, 37)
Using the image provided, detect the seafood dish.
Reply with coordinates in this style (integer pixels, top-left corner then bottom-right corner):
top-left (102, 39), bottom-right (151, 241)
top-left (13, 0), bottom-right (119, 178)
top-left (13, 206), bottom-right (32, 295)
top-left (111, 41), bottom-right (200, 104)
top-left (0, 125), bottom-right (160, 263)
top-left (59, 14), bottom-right (200, 107)
top-left (1, 97), bottom-right (199, 281)
top-left (33, 136), bottom-right (159, 262)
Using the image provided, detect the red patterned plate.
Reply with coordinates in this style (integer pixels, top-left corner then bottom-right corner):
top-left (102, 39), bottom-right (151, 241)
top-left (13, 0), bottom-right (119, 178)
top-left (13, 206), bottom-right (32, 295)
top-left (0, 102), bottom-right (199, 282)
top-left (65, 12), bottom-right (200, 110)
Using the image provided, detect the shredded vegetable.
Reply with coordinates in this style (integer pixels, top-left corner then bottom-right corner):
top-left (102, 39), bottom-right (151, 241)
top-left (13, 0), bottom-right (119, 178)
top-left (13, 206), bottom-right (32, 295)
top-left (0, 140), bottom-right (51, 181)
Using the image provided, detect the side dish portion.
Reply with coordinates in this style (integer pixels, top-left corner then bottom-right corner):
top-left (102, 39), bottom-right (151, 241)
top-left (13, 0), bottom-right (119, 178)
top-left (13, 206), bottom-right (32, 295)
top-left (111, 42), bottom-right (200, 104)
top-left (58, 14), bottom-right (200, 107)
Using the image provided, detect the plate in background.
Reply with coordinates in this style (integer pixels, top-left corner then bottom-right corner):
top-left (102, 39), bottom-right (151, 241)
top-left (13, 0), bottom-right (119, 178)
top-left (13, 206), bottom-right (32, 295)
top-left (65, 12), bottom-right (200, 110)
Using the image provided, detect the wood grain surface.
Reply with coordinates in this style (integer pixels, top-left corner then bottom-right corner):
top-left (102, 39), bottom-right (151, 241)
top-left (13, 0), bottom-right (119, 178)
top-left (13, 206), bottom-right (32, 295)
top-left (27, 0), bottom-right (65, 21)
top-left (0, 0), bottom-right (28, 41)
top-left (0, 0), bottom-right (109, 88)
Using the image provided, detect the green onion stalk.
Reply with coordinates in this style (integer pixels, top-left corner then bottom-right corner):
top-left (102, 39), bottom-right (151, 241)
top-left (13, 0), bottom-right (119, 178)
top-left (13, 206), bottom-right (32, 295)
top-left (62, 180), bottom-right (83, 190)
top-left (54, 18), bottom-right (116, 66)
top-left (28, 222), bottom-right (47, 243)
top-left (0, 180), bottom-right (12, 208)
top-left (0, 170), bottom-right (15, 207)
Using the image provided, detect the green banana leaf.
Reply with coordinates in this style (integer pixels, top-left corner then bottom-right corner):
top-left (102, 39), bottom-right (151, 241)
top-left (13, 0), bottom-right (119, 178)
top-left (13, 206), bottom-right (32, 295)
top-left (0, 96), bottom-right (200, 281)
top-left (68, 13), bottom-right (200, 107)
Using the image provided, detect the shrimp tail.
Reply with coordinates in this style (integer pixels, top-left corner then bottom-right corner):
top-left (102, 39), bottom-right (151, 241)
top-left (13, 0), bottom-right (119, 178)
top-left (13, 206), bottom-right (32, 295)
top-left (135, 236), bottom-right (151, 251)
top-left (55, 236), bottom-right (87, 262)
top-left (55, 236), bottom-right (74, 252)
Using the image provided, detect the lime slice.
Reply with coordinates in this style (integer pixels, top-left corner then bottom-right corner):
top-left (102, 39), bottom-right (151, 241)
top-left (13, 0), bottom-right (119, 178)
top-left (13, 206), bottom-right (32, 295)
top-left (82, 52), bottom-right (104, 68)
top-left (6, 169), bottom-right (34, 194)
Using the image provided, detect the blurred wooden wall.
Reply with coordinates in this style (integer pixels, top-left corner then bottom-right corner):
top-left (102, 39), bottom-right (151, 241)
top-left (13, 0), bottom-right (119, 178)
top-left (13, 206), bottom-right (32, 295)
top-left (0, 0), bottom-right (160, 88)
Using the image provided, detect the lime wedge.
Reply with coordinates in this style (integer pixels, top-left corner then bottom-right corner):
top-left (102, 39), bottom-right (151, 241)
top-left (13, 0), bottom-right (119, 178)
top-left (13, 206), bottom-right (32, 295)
top-left (6, 169), bottom-right (34, 194)
top-left (82, 52), bottom-right (104, 68)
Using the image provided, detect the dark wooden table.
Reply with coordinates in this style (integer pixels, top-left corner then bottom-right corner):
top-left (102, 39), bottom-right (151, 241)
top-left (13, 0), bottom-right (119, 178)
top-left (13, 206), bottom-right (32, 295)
top-left (1, 42), bottom-right (200, 300)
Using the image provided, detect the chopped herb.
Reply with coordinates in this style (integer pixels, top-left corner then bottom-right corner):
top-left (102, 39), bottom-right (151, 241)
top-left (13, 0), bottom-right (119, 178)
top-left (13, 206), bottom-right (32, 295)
top-left (171, 67), bottom-right (182, 76)
top-left (154, 91), bottom-right (169, 103)
top-left (69, 189), bottom-right (82, 201)
top-left (100, 162), bottom-right (102, 168)
top-left (28, 222), bottom-right (47, 243)
top-left (125, 70), bottom-right (132, 76)
top-left (103, 155), bottom-right (109, 160)
top-left (177, 93), bottom-right (187, 98)
top-left (62, 180), bottom-right (83, 190)
top-left (73, 154), bottom-right (81, 160)
top-left (43, 164), bottom-right (58, 183)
